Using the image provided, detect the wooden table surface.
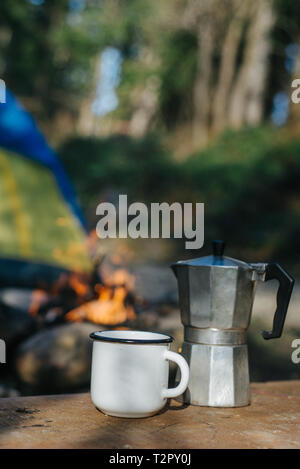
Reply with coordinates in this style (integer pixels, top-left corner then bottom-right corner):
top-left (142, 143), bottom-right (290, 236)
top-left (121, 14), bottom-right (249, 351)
top-left (0, 381), bottom-right (299, 449)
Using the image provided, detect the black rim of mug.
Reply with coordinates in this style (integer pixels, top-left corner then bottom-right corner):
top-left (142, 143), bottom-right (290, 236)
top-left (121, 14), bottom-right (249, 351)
top-left (89, 330), bottom-right (174, 344)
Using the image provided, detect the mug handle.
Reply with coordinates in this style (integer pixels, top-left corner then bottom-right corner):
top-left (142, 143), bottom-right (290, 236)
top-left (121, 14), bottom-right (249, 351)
top-left (162, 350), bottom-right (189, 399)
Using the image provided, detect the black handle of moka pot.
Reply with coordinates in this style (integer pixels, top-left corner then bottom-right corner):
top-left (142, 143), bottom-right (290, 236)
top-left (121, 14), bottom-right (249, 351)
top-left (262, 263), bottom-right (294, 340)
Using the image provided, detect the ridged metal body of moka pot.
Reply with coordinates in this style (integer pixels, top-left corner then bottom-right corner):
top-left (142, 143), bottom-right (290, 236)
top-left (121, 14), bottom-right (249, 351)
top-left (172, 241), bottom-right (294, 407)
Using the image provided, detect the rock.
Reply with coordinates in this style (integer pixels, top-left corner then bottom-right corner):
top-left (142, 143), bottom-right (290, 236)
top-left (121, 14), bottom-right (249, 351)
top-left (15, 322), bottom-right (100, 394)
top-left (0, 289), bottom-right (33, 313)
top-left (0, 384), bottom-right (20, 398)
top-left (131, 264), bottom-right (178, 305)
top-left (133, 310), bottom-right (160, 330)
top-left (0, 302), bottom-right (37, 345)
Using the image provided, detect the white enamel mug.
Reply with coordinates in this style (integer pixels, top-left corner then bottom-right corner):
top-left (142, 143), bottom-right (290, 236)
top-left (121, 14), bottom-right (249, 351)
top-left (90, 330), bottom-right (189, 418)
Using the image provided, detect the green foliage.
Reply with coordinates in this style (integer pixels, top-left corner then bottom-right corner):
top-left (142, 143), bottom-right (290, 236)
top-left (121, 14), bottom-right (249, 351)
top-left (59, 127), bottom-right (300, 266)
top-left (59, 133), bottom-right (179, 224)
top-left (159, 30), bottom-right (198, 128)
top-left (180, 127), bottom-right (300, 264)
top-left (0, 0), bottom-right (99, 119)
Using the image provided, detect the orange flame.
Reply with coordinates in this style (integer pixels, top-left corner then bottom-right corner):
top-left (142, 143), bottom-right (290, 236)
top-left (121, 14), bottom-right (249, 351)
top-left (68, 273), bottom-right (90, 297)
top-left (66, 268), bottom-right (136, 325)
top-left (29, 289), bottom-right (48, 316)
top-left (66, 285), bottom-right (135, 325)
top-left (101, 268), bottom-right (135, 289)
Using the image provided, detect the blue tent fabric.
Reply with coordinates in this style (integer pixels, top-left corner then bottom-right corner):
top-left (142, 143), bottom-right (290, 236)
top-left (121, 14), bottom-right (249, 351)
top-left (0, 89), bottom-right (86, 228)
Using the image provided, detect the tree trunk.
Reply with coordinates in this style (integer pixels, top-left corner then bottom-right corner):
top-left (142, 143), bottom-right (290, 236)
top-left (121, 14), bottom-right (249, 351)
top-left (192, 20), bottom-right (215, 147)
top-left (228, 0), bottom-right (275, 128)
top-left (211, 0), bottom-right (250, 133)
top-left (129, 77), bottom-right (160, 137)
top-left (76, 54), bottom-right (102, 136)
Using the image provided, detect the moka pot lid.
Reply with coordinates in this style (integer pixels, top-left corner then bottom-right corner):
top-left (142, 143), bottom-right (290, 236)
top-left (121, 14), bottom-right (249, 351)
top-left (172, 240), bottom-right (250, 270)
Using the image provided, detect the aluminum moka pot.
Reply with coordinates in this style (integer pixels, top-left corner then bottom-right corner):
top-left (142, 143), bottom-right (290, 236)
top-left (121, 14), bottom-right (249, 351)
top-left (171, 240), bottom-right (294, 407)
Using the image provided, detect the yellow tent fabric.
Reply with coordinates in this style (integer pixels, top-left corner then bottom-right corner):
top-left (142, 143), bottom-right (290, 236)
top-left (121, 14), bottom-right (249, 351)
top-left (0, 149), bottom-right (92, 273)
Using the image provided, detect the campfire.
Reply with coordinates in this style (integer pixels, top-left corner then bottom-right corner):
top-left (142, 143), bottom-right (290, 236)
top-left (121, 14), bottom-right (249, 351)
top-left (0, 244), bottom-right (178, 396)
top-left (66, 268), bottom-right (136, 325)
top-left (27, 257), bottom-right (137, 328)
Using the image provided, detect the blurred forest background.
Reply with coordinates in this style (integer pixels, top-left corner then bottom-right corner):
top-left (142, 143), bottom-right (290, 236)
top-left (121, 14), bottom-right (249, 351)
top-left (0, 0), bottom-right (299, 396)
top-left (1, 0), bottom-right (300, 270)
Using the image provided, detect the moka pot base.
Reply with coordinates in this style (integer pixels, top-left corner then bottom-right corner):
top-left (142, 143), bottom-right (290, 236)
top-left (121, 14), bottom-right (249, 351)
top-left (176, 337), bottom-right (250, 408)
